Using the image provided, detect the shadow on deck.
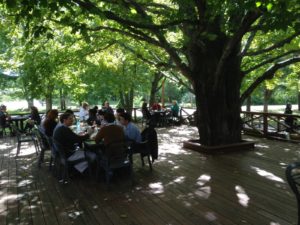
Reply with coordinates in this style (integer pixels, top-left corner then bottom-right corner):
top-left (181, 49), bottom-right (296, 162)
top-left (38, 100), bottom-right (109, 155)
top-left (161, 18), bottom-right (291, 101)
top-left (0, 125), bottom-right (298, 225)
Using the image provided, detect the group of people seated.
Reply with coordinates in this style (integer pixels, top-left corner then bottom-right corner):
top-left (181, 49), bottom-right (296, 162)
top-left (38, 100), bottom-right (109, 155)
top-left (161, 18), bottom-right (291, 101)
top-left (141, 100), bottom-right (180, 127)
top-left (40, 102), bottom-right (143, 174)
top-left (0, 104), bottom-right (42, 137)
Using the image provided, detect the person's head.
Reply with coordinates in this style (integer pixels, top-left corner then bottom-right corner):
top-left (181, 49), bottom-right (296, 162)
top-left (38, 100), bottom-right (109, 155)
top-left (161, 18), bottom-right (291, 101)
top-left (286, 103), bottom-right (292, 109)
top-left (116, 108), bottom-right (125, 114)
top-left (104, 101), bottom-right (110, 108)
top-left (93, 105), bottom-right (98, 111)
top-left (103, 112), bottom-right (115, 123)
top-left (60, 113), bottom-right (74, 126)
top-left (89, 108), bottom-right (97, 117)
top-left (47, 109), bottom-right (59, 121)
top-left (65, 109), bottom-right (74, 115)
top-left (172, 100), bottom-right (177, 105)
top-left (0, 104), bottom-right (7, 111)
top-left (82, 102), bottom-right (89, 110)
top-left (119, 112), bottom-right (132, 126)
top-left (142, 102), bottom-right (147, 108)
top-left (30, 106), bottom-right (39, 113)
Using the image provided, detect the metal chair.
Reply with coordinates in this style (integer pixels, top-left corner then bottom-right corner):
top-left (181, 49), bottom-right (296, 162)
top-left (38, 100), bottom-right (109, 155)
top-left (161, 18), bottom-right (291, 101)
top-left (98, 141), bottom-right (133, 187)
top-left (286, 162), bottom-right (300, 225)
top-left (35, 126), bottom-right (50, 168)
top-left (11, 123), bottom-right (39, 157)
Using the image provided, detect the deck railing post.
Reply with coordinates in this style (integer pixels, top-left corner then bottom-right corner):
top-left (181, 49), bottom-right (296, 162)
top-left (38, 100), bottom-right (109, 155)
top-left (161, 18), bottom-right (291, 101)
top-left (263, 113), bottom-right (268, 137)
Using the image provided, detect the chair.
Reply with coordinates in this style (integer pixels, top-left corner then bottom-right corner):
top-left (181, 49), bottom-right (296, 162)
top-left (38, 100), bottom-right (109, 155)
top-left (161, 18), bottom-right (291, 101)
top-left (52, 140), bottom-right (86, 183)
top-left (98, 141), bottom-right (132, 187)
top-left (286, 162), bottom-right (300, 225)
top-left (129, 141), bottom-right (152, 171)
top-left (12, 123), bottom-right (39, 157)
top-left (141, 126), bottom-right (158, 163)
top-left (35, 126), bottom-right (51, 168)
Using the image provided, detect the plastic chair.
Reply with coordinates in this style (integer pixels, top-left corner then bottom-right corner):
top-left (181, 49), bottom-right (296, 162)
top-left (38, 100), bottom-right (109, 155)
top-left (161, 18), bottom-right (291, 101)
top-left (286, 162), bottom-right (300, 225)
top-left (129, 141), bottom-right (152, 171)
top-left (35, 126), bottom-right (51, 167)
top-left (98, 141), bottom-right (132, 187)
top-left (12, 123), bottom-right (39, 157)
top-left (53, 140), bottom-right (86, 183)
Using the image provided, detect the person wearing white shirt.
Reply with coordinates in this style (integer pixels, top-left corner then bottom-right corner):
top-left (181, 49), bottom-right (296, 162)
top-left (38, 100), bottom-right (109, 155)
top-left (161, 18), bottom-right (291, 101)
top-left (79, 102), bottom-right (89, 121)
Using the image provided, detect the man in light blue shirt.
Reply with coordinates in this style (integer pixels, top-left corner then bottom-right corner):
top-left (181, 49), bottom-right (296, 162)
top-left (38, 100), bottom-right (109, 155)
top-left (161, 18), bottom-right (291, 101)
top-left (119, 112), bottom-right (141, 143)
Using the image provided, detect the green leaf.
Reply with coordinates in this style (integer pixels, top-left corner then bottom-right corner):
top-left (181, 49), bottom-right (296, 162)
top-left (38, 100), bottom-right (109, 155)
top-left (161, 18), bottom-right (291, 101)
top-left (266, 3), bottom-right (273, 11)
top-left (255, 2), bottom-right (262, 7)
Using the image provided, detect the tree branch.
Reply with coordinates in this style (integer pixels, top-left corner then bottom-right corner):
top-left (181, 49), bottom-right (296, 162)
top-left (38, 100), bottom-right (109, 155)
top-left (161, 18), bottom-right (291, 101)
top-left (243, 50), bottom-right (300, 75)
top-left (245, 31), bottom-right (300, 56)
top-left (212, 10), bottom-right (261, 91)
top-left (161, 71), bottom-right (194, 93)
top-left (240, 56), bottom-right (300, 103)
top-left (240, 17), bottom-right (265, 57)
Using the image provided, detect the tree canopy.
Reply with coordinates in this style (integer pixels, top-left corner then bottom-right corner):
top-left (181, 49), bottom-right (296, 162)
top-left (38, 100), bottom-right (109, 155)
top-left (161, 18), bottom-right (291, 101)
top-left (1, 0), bottom-right (300, 146)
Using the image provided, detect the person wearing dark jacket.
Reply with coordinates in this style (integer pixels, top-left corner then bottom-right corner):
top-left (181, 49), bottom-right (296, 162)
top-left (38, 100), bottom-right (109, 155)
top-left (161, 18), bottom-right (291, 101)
top-left (53, 112), bottom-right (96, 172)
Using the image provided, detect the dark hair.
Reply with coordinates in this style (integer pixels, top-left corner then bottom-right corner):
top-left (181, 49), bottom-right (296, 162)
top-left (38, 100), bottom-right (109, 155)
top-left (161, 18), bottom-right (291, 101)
top-left (47, 109), bottom-right (58, 120)
top-left (142, 102), bottom-right (147, 109)
top-left (65, 109), bottom-right (74, 115)
top-left (120, 112), bottom-right (132, 122)
top-left (60, 112), bottom-right (73, 123)
top-left (116, 108), bottom-right (125, 114)
top-left (103, 112), bottom-right (115, 123)
top-left (97, 109), bottom-right (105, 116)
top-left (89, 108), bottom-right (97, 116)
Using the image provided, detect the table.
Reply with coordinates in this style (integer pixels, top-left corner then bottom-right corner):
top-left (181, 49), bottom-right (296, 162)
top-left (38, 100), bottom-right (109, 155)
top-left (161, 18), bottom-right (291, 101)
top-left (10, 115), bottom-right (30, 131)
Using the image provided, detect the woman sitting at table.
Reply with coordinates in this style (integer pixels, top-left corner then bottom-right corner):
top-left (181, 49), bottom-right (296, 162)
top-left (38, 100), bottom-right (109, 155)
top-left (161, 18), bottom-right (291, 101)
top-left (86, 108), bottom-right (98, 126)
top-left (42, 109), bottom-right (59, 137)
top-left (151, 101), bottom-right (161, 111)
top-left (171, 100), bottom-right (179, 117)
top-left (24, 106), bottom-right (41, 132)
top-left (79, 102), bottom-right (89, 121)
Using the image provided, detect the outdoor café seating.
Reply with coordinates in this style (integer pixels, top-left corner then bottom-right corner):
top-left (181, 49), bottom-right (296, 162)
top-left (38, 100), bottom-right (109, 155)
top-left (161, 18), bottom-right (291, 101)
top-left (97, 141), bottom-right (133, 187)
top-left (12, 123), bottom-right (39, 157)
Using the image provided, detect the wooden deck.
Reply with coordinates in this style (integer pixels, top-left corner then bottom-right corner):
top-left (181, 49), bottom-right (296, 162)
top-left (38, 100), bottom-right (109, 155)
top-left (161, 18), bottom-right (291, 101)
top-left (0, 125), bottom-right (298, 225)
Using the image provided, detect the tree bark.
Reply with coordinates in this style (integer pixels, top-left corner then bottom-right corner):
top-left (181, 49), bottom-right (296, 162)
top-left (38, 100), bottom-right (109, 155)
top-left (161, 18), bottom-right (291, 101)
top-left (189, 37), bottom-right (242, 146)
top-left (149, 72), bottom-right (163, 106)
top-left (246, 96), bottom-right (251, 112)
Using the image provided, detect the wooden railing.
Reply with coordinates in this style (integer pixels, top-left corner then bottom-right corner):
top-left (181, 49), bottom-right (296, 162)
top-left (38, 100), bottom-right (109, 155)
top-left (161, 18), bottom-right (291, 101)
top-left (241, 111), bottom-right (300, 141)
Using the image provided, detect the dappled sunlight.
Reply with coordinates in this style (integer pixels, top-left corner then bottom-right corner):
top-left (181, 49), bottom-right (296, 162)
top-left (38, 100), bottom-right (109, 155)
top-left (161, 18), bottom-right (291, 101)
top-left (251, 166), bottom-right (284, 183)
top-left (18, 179), bottom-right (33, 187)
top-left (255, 152), bottom-right (264, 156)
top-left (159, 142), bottom-right (191, 156)
top-left (194, 186), bottom-right (211, 199)
top-left (166, 176), bottom-right (185, 186)
top-left (148, 182), bottom-right (164, 194)
top-left (235, 185), bottom-right (250, 207)
top-left (270, 222), bottom-right (281, 225)
top-left (194, 174), bottom-right (211, 199)
top-left (16, 144), bottom-right (37, 157)
top-left (196, 174), bottom-right (211, 186)
top-left (255, 144), bottom-right (270, 149)
top-left (204, 212), bottom-right (218, 222)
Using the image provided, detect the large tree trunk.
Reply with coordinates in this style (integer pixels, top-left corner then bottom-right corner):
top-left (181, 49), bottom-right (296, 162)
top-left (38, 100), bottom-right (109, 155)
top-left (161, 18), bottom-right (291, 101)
top-left (45, 93), bottom-right (52, 111)
top-left (26, 98), bottom-right (34, 110)
top-left (149, 72), bottom-right (163, 106)
top-left (189, 37), bottom-right (242, 146)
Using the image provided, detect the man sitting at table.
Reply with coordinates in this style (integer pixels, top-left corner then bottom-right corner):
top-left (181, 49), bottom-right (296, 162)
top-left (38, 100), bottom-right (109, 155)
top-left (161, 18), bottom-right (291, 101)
top-left (93, 112), bottom-right (125, 145)
top-left (53, 112), bottom-right (96, 173)
top-left (119, 112), bottom-right (141, 143)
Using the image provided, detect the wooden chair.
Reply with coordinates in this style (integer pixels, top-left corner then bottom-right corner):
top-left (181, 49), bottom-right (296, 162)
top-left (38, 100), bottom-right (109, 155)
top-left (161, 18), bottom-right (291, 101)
top-left (286, 162), bottom-right (300, 225)
top-left (98, 141), bottom-right (132, 187)
top-left (11, 123), bottom-right (39, 157)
